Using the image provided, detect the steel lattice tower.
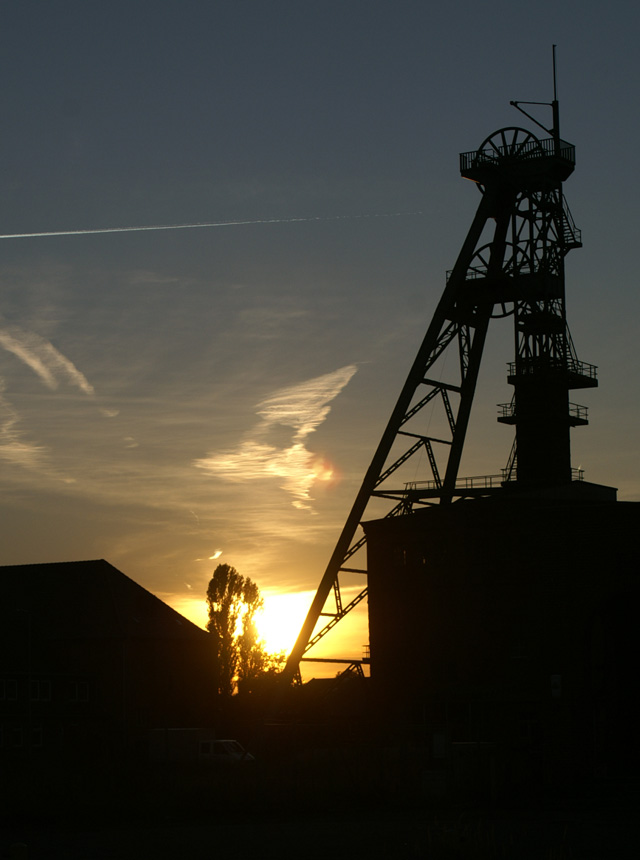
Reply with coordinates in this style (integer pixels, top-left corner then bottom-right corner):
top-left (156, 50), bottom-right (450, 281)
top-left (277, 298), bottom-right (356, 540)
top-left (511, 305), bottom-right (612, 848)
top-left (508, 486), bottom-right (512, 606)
top-left (284, 77), bottom-right (596, 684)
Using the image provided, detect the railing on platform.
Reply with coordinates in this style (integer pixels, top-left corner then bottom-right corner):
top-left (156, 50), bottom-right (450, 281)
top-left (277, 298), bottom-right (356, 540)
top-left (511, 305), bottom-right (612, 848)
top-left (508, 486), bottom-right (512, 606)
top-left (404, 469), bottom-right (586, 490)
top-left (501, 466), bottom-right (584, 483)
top-left (459, 138), bottom-right (575, 173)
top-left (404, 474), bottom-right (504, 493)
top-left (497, 401), bottom-right (589, 422)
top-left (507, 357), bottom-right (597, 381)
top-left (569, 403), bottom-right (589, 422)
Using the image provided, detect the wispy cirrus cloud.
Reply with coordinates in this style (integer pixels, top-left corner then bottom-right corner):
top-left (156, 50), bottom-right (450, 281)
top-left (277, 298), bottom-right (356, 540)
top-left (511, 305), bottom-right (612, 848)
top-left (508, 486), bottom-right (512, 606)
top-left (194, 364), bottom-right (357, 509)
top-left (238, 307), bottom-right (309, 339)
top-left (0, 382), bottom-right (47, 468)
top-left (0, 325), bottom-right (95, 395)
top-left (0, 324), bottom-right (97, 470)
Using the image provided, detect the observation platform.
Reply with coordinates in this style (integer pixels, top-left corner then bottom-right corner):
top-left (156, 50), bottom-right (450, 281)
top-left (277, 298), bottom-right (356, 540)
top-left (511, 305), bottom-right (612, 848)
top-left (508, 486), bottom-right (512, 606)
top-left (497, 401), bottom-right (590, 427)
top-left (460, 135), bottom-right (576, 186)
top-left (398, 471), bottom-right (619, 503)
top-left (506, 358), bottom-right (598, 390)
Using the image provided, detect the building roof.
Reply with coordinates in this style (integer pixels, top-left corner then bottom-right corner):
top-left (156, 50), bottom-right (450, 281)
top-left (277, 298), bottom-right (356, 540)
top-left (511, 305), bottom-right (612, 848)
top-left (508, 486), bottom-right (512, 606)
top-left (0, 559), bottom-right (208, 641)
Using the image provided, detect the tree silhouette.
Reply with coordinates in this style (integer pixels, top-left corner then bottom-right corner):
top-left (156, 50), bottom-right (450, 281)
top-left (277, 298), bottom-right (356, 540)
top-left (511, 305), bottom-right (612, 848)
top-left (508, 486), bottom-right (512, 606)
top-left (237, 577), bottom-right (265, 686)
top-left (206, 563), bottom-right (274, 696)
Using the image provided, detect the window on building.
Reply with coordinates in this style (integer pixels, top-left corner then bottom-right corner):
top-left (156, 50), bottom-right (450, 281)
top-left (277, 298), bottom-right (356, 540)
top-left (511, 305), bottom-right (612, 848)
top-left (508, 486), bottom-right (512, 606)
top-left (1, 679), bottom-right (18, 701)
top-left (518, 702), bottom-right (538, 742)
top-left (30, 680), bottom-right (52, 701)
top-left (69, 681), bottom-right (89, 702)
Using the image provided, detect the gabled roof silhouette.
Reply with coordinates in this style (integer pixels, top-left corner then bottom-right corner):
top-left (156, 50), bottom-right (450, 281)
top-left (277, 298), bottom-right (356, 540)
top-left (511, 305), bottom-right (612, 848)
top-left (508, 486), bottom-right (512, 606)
top-left (0, 559), bottom-right (208, 641)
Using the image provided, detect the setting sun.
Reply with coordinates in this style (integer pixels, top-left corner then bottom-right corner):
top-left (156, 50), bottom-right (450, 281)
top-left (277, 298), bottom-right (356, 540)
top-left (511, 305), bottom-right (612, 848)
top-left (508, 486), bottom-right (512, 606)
top-left (256, 590), bottom-right (314, 655)
top-left (169, 589), bottom-right (314, 658)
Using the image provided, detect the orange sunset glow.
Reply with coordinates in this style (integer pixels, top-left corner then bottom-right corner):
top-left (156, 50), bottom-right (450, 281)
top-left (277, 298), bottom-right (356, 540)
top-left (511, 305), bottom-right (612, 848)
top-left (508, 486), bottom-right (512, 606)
top-left (168, 584), bottom-right (368, 678)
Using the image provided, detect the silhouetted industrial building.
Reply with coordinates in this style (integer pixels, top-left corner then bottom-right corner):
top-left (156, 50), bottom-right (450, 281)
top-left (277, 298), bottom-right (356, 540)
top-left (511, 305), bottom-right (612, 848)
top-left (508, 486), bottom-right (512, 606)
top-left (365, 485), bottom-right (640, 789)
top-left (0, 560), bottom-right (214, 763)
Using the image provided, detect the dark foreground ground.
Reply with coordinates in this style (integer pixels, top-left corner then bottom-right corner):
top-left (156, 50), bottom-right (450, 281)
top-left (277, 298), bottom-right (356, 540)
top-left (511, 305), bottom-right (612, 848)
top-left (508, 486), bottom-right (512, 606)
top-left (2, 756), bottom-right (639, 859)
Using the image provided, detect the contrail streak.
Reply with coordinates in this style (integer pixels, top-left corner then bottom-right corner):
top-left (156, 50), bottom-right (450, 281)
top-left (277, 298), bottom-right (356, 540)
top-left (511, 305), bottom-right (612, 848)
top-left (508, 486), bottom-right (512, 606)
top-left (0, 211), bottom-right (422, 241)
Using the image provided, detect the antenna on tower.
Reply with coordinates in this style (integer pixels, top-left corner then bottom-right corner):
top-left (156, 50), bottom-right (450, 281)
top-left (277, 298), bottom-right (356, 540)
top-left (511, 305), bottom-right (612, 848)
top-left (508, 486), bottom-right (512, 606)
top-left (509, 45), bottom-right (561, 147)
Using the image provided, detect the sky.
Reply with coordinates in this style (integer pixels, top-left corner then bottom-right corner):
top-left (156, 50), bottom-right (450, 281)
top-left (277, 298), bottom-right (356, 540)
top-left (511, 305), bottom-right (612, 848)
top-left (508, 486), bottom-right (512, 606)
top-left (1, 1), bottom-right (639, 676)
